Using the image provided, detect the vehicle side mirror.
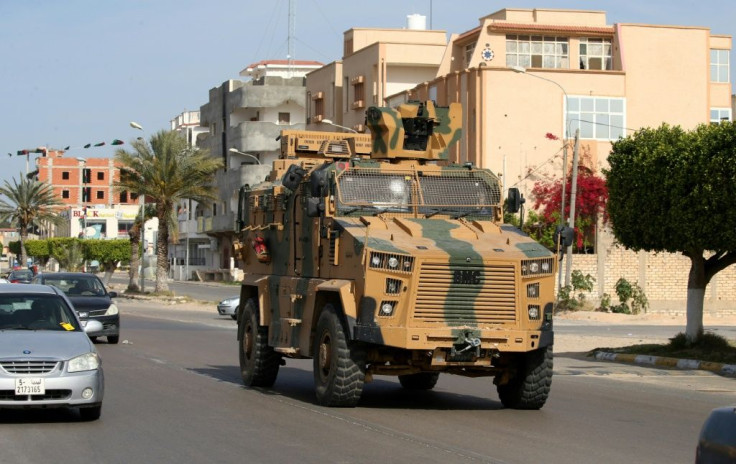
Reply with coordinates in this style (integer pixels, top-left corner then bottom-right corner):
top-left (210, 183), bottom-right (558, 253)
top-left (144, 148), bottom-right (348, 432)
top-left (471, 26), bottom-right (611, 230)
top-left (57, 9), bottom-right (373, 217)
top-left (554, 225), bottom-right (575, 248)
top-left (306, 197), bottom-right (324, 217)
top-left (507, 188), bottom-right (522, 213)
top-left (108, 291), bottom-right (117, 298)
top-left (83, 319), bottom-right (103, 334)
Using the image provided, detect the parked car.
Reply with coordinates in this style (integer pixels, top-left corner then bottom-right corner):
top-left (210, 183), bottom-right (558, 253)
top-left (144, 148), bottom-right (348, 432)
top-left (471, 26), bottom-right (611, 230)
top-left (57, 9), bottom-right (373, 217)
top-left (0, 284), bottom-right (104, 420)
top-left (217, 296), bottom-right (239, 320)
top-left (8, 269), bottom-right (34, 284)
top-left (696, 406), bottom-right (736, 463)
top-left (31, 273), bottom-right (119, 344)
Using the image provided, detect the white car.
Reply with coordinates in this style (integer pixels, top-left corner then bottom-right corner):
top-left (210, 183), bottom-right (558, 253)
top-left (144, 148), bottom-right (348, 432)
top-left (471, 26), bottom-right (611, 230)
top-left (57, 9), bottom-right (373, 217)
top-left (0, 284), bottom-right (104, 420)
top-left (217, 296), bottom-right (239, 320)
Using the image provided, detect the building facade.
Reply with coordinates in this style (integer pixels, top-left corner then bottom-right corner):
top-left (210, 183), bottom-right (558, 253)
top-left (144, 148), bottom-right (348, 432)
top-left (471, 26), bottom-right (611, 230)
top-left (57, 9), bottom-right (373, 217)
top-left (193, 60), bottom-right (320, 277)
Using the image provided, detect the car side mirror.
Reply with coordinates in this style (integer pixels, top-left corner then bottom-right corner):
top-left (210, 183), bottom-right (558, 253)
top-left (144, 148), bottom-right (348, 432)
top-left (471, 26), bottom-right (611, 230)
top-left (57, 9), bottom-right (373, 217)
top-left (108, 291), bottom-right (117, 298)
top-left (554, 225), bottom-right (575, 248)
top-left (507, 188), bottom-right (523, 213)
top-left (83, 319), bottom-right (103, 334)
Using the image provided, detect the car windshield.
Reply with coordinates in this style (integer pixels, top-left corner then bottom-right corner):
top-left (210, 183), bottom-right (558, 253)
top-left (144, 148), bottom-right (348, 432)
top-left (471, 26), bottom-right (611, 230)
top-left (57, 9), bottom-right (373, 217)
top-left (0, 294), bottom-right (81, 331)
top-left (43, 276), bottom-right (106, 297)
top-left (11, 270), bottom-right (33, 278)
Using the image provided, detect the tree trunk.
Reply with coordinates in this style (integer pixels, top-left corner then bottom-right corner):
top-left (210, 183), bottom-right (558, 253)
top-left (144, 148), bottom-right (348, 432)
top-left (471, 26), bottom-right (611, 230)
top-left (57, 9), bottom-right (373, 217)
top-left (155, 208), bottom-right (169, 293)
top-left (685, 254), bottom-right (706, 343)
top-left (19, 229), bottom-right (28, 269)
top-left (128, 224), bottom-right (141, 292)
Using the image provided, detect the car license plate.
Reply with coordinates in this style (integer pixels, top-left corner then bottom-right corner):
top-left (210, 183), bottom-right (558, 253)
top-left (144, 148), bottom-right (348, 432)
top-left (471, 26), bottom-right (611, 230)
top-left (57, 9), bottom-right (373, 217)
top-left (15, 378), bottom-right (45, 395)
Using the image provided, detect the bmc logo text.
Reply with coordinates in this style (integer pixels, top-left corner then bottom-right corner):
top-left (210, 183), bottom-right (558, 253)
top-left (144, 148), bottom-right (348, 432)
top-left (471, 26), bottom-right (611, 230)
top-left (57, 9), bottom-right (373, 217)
top-left (453, 270), bottom-right (481, 285)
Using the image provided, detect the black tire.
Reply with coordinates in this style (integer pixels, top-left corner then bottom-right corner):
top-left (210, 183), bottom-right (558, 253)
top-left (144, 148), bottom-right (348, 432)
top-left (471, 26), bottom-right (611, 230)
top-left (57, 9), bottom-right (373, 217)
top-left (88, 336), bottom-right (98, 343)
top-left (496, 346), bottom-right (553, 410)
top-left (239, 298), bottom-right (281, 387)
top-left (230, 315), bottom-right (237, 321)
top-left (398, 372), bottom-right (440, 390)
top-left (313, 305), bottom-right (365, 407)
top-left (79, 405), bottom-right (102, 421)
top-left (107, 335), bottom-right (119, 344)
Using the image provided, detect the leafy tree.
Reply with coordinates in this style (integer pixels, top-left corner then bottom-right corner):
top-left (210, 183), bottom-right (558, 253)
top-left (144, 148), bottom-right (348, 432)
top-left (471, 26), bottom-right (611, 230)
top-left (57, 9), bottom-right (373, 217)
top-left (530, 168), bottom-right (608, 251)
top-left (114, 131), bottom-right (222, 292)
top-left (24, 239), bottom-right (51, 266)
top-left (605, 122), bottom-right (736, 343)
top-left (49, 238), bottom-right (85, 272)
top-left (83, 239), bottom-right (130, 284)
top-left (0, 175), bottom-right (64, 267)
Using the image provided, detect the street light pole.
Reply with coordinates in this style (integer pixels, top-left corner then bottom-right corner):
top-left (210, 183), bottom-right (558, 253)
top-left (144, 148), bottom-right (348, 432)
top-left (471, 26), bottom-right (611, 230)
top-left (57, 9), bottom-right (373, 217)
top-left (510, 65), bottom-right (574, 289)
top-left (228, 148), bottom-right (261, 164)
top-left (130, 121), bottom-right (145, 292)
top-left (320, 119), bottom-right (358, 133)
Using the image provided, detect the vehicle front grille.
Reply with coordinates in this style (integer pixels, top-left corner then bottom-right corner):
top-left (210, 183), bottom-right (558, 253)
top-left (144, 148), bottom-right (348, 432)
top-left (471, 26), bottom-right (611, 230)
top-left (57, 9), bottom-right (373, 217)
top-left (414, 262), bottom-right (517, 324)
top-left (0, 361), bottom-right (59, 374)
top-left (0, 390), bottom-right (72, 401)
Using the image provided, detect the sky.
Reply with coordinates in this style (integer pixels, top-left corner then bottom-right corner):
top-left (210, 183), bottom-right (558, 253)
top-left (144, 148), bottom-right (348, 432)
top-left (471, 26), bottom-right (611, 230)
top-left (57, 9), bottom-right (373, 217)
top-left (0, 0), bottom-right (733, 186)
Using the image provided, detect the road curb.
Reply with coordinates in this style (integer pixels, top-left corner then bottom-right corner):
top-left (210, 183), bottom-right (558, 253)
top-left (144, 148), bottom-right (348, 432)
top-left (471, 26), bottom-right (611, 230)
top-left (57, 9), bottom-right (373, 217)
top-left (594, 351), bottom-right (736, 377)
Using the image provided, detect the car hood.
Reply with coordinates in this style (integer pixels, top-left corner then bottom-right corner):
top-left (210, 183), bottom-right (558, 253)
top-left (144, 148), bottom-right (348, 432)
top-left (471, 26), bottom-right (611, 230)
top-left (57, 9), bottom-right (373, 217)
top-left (0, 330), bottom-right (94, 360)
top-left (66, 296), bottom-right (112, 311)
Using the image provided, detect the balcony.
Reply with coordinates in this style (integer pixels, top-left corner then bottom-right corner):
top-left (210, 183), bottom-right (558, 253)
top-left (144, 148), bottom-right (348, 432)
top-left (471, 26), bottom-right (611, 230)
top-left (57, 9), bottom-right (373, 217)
top-left (228, 85), bottom-right (307, 109)
top-left (229, 121), bottom-right (305, 152)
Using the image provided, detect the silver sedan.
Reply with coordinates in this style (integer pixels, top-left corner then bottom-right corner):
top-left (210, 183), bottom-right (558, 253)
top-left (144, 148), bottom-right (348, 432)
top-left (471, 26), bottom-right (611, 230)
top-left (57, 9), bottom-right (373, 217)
top-left (0, 284), bottom-right (104, 420)
top-left (217, 296), bottom-right (239, 320)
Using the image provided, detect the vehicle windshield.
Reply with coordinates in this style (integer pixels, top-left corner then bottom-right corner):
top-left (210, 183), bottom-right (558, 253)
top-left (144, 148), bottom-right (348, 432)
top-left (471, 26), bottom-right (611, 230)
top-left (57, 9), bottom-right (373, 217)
top-left (43, 276), bottom-right (106, 297)
top-left (334, 167), bottom-right (502, 219)
top-left (11, 270), bottom-right (33, 278)
top-left (0, 294), bottom-right (81, 331)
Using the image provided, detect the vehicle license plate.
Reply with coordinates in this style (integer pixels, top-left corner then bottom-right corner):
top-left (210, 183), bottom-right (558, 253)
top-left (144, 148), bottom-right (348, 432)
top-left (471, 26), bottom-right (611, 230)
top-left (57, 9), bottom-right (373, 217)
top-left (15, 378), bottom-right (45, 395)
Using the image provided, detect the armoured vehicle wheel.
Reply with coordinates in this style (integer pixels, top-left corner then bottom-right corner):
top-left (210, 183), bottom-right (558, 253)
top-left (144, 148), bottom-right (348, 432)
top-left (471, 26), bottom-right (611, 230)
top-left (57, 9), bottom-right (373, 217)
top-left (313, 305), bottom-right (365, 407)
top-left (496, 346), bottom-right (553, 410)
top-left (239, 298), bottom-right (281, 387)
top-left (398, 372), bottom-right (440, 390)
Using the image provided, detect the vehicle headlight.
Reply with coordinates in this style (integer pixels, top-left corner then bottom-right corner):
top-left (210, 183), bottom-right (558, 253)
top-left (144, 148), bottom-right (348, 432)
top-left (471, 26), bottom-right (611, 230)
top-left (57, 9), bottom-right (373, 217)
top-left (521, 258), bottom-right (554, 278)
top-left (388, 257), bottom-right (399, 269)
top-left (68, 352), bottom-right (100, 372)
top-left (105, 303), bottom-right (118, 316)
top-left (369, 252), bottom-right (414, 273)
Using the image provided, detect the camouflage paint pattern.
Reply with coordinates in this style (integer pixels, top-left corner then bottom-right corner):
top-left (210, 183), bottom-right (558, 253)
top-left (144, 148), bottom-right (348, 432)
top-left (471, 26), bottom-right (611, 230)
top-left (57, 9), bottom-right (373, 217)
top-left (233, 101), bottom-right (555, 378)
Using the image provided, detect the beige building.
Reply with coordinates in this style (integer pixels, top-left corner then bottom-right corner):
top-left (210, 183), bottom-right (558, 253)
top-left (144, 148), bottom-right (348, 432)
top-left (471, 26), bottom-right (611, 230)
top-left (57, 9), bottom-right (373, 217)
top-left (308, 8), bottom-right (734, 311)
top-left (307, 21), bottom-right (447, 131)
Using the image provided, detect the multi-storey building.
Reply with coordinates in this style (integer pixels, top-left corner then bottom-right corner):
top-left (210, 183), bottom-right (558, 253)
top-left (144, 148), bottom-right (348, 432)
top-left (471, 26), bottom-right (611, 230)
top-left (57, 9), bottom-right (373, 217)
top-left (35, 151), bottom-right (140, 239)
top-left (306, 16), bottom-right (446, 131)
top-left (194, 60), bottom-right (321, 276)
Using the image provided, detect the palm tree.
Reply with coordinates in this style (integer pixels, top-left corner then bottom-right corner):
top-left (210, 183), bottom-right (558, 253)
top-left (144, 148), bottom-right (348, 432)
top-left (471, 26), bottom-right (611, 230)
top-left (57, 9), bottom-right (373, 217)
top-left (0, 175), bottom-right (64, 267)
top-left (115, 130), bottom-right (222, 292)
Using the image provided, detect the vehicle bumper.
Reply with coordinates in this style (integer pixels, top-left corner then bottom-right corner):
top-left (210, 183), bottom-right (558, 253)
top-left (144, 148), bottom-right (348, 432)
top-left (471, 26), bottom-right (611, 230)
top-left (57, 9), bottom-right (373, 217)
top-left (217, 305), bottom-right (236, 316)
top-left (0, 369), bottom-right (104, 409)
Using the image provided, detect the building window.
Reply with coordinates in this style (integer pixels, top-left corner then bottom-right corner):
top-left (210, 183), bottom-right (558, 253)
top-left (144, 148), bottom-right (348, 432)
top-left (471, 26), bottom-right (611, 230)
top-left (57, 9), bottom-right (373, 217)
top-left (62, 190), bottom-right (70, 199)
top-left (96, 190), bottom-right (104, 200)
top-left (579, 38), bottom-right (612, 70)
top-left (711, 49), bottom-right (730, 83)
top-left (97, 171), bottom-right (104, 181)
top-left (278, 112), bottom-right (290, 124)
top-left (506, 35), bottom-right (568, 69)
top-left (711, 108), bottom-right (732, 123)
top-left (464, 42), bottom-right (476, 68)
top-left (567, 96), bottom-right (626, 140)
top-left (120, 191), bottom-right (128, 203)
top-left (62, 171), bottom-right (70, 180)
top-left (130, 192), bottom-right (138, 201)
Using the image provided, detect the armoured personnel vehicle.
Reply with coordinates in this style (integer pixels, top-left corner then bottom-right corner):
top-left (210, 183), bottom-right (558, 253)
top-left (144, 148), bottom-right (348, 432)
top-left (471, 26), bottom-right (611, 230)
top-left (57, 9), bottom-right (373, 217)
top-left (233, 100), bottom-right (557, 408)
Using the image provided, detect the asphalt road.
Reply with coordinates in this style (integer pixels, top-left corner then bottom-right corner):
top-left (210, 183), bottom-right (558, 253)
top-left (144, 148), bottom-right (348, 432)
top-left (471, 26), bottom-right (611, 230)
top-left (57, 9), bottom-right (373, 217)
top-left (1, 298), bottom-right (735, 464)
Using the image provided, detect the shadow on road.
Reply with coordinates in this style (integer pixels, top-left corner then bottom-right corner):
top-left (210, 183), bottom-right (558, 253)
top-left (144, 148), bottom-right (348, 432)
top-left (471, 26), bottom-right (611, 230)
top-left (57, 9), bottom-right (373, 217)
top-left (189, 363), bottom-right (504, 411)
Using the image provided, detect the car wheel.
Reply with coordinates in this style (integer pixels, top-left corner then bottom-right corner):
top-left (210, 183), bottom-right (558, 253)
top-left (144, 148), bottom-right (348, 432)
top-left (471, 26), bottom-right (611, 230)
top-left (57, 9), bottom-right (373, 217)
top-left (230, 314), bottom-right (237, 321)
top-left (107, 335), bottom-right (120, 344)
top-left (238, 298), bottom-right (281, 387)
top-left (313, 304), bottom-right (366, 407)
top-left (79, 405), bottom-right (102, 421)
top-left (88, 336), bottom-right (98, 342)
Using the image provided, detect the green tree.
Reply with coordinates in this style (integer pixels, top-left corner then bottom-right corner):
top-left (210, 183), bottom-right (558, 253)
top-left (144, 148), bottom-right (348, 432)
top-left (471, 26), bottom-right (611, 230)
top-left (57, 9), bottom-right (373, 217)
top-left (83, 239), bottom-right (130, 284)
top-left (0, 175), bottom-right (64, 267)
top-left (605, 122), bottom-right (736, 343)
top-left (24, 239), bottom-right (51, 267)
top-left (114, 131), bottom-right (222, 292)
top-left (49, 237), bottom-right (85, 272)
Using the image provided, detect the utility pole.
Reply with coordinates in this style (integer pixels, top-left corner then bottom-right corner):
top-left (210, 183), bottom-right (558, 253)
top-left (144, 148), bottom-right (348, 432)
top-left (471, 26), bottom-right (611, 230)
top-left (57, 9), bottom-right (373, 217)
top-left (564, 129), bottom-right (580, 287)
